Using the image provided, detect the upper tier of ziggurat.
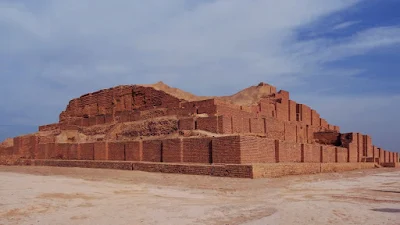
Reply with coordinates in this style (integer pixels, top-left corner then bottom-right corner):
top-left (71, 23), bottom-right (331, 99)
top-left (0, 81), bottom-right (397, 178)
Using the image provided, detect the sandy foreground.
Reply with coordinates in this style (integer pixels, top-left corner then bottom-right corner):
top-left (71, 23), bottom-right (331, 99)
top-left (0, 166), bottom-right (399, 225)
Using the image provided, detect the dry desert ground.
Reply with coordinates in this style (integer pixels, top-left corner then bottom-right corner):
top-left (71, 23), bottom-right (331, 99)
top-left (0, 166), bottom-right (399, 225)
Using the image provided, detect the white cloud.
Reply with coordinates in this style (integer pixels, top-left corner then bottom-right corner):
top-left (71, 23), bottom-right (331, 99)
top-left (332, 20), bottom-right (360, 30)
top-left (0, 0), bottom-right (399, 151)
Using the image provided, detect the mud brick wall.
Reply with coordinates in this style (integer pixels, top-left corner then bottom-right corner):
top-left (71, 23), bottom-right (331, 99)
top-left (218, 115), bottom-right (232, 134)
top-left (314, 131), bottom-right (340, 145)
top-left (13, 135), bottom-right (39, 158)
top-left (124, 141), bottom-right (142, 161)
top-left (38, 123), bottom-right (60, 132)
top-left (182, 99), bottom-right (217, 115)
top-left (288, 100), bottom-right (297, 122)
top-left (215, 104), bottom-right (242, 116)
top-left (303, 144), bottom-right (321, 163)
top-left (373, 146), bottom-right (379, 160)
top-left (277, 140), bottom-right (302, 162)
top-left (239, 136), bottom-right (268, 164)
top-left (79, 143), bottom-right (94, 160)
top-left (252, 163), bottom-right (321, 178)
top-left (182, 138), bottom-right (212, 163)
top-left (320, 119), bottom-right (328, 129)
top-left (284, 122), bottom-right (297, 142)
top-left (322, 146), bottom-right (336, 163)
top-left (296, 124), bottom-right (307, 143)
top-left (51, 143), bottom-right (68, 159)
top-left (212, 136), bottom-right (241, 164)
top-left (108, 142), bottom-right (125, 161)
top-left (357, 133), bottom-right (364, 161)
top-left (162, 138), bottom-right (183, 163)
top-left (94, 142), bottom-right (107, 160)
top-left (60, 85), bottom-right (182, 123)
top-left (384, 150), bottom-right (389, 163)
top-left (311, 110), bottom-right (320, 126)
top-left (249, 118), bottom-right (263, 134)
top-left (142, 140), bottom-right (162, 162)
top-left (341, 133), bottom-right (358, 162)
top-left (105, 114), bottom-right (114, 123)
top-left (259, 101), bottom-right (276, 118)
top-left (197, 116), bottom-right (219, 133)
top-left (37, 143), bottom-right (53, 159)
top-left (265, 117), bottom-right (284, 140)
top-left (276, 101), bottom-right (289, 121)
top-left (242, 118), bottom-right (251, 133)
top-left (68, 144), bottom-right (79, 160)
top-left (179, 117), bottom-right (195, 130)
top-left (363, 135), bottom-right (373, 157)
top-left (89, 117), bottom-right (97, 126)
top-left (39, 136), bottom-right (56, 144)
top-left (336, 147), bottom-right (348, 163)
top-left (378, 148), bottom-right (384, 163)
top-left (297, 104), bottom-right (312, 125)
top-left (0, 146), bottom-right (14, 156)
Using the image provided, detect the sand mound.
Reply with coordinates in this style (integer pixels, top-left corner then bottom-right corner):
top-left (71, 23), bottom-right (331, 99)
top-left (143, 81), bottom-right (277, 106)
top-left (141, 81), bottom-right (210, 102)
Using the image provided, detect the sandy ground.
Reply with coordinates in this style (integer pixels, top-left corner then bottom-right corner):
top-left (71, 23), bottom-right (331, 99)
top-left (0, 166), bottom-right (399, 225)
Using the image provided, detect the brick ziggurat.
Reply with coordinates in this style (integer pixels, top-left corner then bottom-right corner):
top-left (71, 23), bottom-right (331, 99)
top-left (0, 82), bottom-right (398, 178)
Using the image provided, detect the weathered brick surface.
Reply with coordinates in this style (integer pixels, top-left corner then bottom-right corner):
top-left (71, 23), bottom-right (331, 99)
top-left (94, 142), bottom-right (107, 160)
top-left (124, 141), bottom-right (142, 161)
top-left (69, 144), bottom-right (79, 160)
top-left (79, 143), bottom-right (94, 160)
top-left (197, 116), bottom-right (219, 133)
top-left (108, 142), bottom-right (125, 161)
top-left (179, 117), bottom-right (195, 130)
top-left (303, 144), bottom-right (321, 163)
top-left (163, 138), bottom-right (183, 163)
top-left (284, 122), bottom-right (297, 142)
top-left (278, 141), bottom-right (302, 162)
top-left (322, 146), bottom-right (336, 163)
top-left (265, 117), bottom-right (284, 140)
top-left (182, 138), bottom-right (211, 163)
top-left (250, 118), bottom-right (264, 134)
top-left (218, 115), bottom-right (232, 134)
top-left (212, 136), bottom-right (241, 164)
top-left (142, 140), bottom-right (162, 162)
top-left (336, 147), bottom-right (348, 163)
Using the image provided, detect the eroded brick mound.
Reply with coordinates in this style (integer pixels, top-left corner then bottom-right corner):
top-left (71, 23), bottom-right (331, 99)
top-left (0, 81), bottom-right (398, 173)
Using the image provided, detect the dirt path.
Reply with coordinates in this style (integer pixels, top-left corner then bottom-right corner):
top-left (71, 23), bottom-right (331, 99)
top-left (0, 166), bottom-right (399, 225)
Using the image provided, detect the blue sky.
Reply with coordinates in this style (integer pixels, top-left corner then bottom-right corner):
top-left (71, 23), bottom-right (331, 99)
top-left (0, 0), bottom-right (399, 152)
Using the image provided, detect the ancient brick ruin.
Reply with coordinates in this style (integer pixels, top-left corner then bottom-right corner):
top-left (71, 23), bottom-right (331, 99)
top-left (0, 82), bottom-right (398, 178)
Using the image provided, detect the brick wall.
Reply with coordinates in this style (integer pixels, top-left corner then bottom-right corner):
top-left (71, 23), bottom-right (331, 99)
top-left (218, 115), bottom-right (232, 134)
top-left (296, 124), bottom-right (307, 143)
top-left (288, 100), bottom-right (297, 122)
top-left (13, 135), bottom-right (39, 158)
top-left (250, 118), bottom-right (264, 134)
top-left (322, 146), bottom-right (336, 163)
top-left (284, 122), bottom-right (297, 142)
top-left (108, 142), bottom-right (125, 161)
top-left (142, 140), bottom-right (162, 162)
top-left (303, 144), bottom-right (321, 163)
top-left (163, 138), bottom-right (183, 163)
top-left (212, 136), bottom-right (241, 164)
top-left (276, 101), bottom-right (289, 121)
top-left (182, 138), bottom-right (212, 163)
top-left (94, 142), bottom-right (107, 160)
top-left (311, 110), bottom-right (320, 127)
top-left (197, 116), bottom-right (219, 133)
top-left (336, 147), bottom-right (348, 163)
top-left (125, 141), bottom-right (142, 161)
top-left (79, 143), bottom-right (94, 160)
top-left (277, 140), bottom-right (302, 162)
top-left (265, 117), bottom-right (285, 140)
